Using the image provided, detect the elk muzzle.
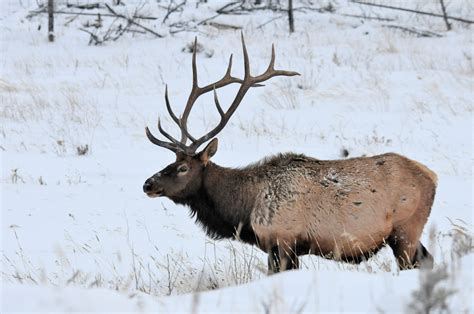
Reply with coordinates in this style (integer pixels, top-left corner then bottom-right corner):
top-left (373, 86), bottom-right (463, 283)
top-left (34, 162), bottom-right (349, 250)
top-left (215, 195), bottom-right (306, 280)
top-left (143, 176), bottom-right (163, 198)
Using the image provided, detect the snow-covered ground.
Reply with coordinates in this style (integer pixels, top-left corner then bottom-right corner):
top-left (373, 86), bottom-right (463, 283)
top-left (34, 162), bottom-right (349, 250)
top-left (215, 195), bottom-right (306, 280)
top-left (1, 0), bottom-right (473, 312)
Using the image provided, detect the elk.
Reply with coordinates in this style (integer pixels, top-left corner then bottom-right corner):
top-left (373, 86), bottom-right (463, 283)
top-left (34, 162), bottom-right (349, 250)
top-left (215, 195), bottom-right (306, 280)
top-left (143, 35), bottom-right (437, 273)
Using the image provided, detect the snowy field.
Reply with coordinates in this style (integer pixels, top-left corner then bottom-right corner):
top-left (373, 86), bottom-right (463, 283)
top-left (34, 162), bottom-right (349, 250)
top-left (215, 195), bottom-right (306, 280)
top-left (1, 0), bottom-right (473, 312)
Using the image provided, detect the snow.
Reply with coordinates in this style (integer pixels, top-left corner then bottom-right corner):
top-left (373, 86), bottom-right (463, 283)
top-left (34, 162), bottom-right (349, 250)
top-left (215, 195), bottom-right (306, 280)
top-left (3, 255), bottom-right (473, 313)
top-left (1, 0), bottom-right (473, 312)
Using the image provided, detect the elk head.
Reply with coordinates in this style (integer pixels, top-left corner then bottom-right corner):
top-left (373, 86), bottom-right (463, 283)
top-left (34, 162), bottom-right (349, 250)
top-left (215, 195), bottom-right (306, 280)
top-left (143, 34), bottom-right (299, 200)
top-left (142, 139), bottom-right (218, 199)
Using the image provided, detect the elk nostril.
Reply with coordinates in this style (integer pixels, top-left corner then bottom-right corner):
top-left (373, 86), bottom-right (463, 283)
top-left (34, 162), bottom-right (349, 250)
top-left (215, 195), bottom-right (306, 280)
top-left (143, 180), bottom-right (153, 193)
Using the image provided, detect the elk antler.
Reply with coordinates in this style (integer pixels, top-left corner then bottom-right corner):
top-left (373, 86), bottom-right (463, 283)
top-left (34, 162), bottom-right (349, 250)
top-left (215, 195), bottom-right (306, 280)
top-left (146, 34), bottom-right (300, 155)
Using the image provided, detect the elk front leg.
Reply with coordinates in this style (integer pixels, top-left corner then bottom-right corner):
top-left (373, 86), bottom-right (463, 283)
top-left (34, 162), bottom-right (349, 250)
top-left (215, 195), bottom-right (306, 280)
top-left (267, 246), bottom-right (281, 274)
top-left (267, 245), bottom-right (300, 274)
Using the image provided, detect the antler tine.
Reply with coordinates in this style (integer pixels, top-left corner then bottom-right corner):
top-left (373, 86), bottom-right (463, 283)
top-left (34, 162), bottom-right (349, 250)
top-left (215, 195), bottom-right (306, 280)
top-left (164, 85), bottom-right (180, 126)
top-left (178, 37), bottom-right (201, 145)
top-left (157, 118), bottom-right (186, 147)
top-left (253, 43), bottom-right (300, 83)
top-left (213, 86), bottom-right (225, 118)
top-left (164, 85), bottom-right (197, 143)
top-left (145, 83), bottom-right (197, 154)
top-left (241, 32), bottom-right (250, 78)
top-left (145, 126), bottom-right (187, 153)
top-left (192, 37), bottom-right (198, 88)
top-left (200, 54), bottom-right (242, 92)
top-left (224, 54), bottom-right (233, 79)
top-left (268, 44), bottom-right (275, 71)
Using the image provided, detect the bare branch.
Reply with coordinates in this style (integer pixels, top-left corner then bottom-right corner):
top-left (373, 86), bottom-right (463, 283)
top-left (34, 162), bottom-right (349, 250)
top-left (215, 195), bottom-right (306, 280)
top-left (162, 0), bottom-right (186, 24)
top-left (352, 0), bottom-right (474, 24)
top-left (29, 9), bottom-right (157, 20)
top-left (383, 25), bottom-right (442, 38)
top-left (105, 4), bottom-right (164, 38)
top-left (439, 0), bottom-right (452, 31)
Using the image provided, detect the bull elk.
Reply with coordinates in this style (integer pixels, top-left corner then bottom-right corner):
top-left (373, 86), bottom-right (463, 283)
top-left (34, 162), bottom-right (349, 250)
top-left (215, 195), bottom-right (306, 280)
top-left (143, 35), bottom-right (436, 273)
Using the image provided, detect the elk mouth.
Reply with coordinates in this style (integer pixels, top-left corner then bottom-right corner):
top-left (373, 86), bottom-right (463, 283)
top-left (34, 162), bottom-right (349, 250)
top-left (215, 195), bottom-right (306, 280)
top-left (145, 188), bottom-right (163, 198)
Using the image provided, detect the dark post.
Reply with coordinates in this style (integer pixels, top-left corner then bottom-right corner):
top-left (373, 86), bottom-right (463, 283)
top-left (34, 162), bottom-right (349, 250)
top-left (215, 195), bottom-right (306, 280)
top-left (48, 0), bottom-right (54, 42)
top-left (288, 0), bottom-right (294, 33)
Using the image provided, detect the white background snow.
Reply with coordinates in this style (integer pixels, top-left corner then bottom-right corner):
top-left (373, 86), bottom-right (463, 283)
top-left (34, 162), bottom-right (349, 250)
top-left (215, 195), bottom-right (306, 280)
top-left (1, 0), bottom-right (473, 312)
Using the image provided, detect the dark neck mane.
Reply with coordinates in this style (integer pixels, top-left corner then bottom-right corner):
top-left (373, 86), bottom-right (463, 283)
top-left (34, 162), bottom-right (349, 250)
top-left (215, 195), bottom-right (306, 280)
top-left (172, 162), bottom-right (258, 244)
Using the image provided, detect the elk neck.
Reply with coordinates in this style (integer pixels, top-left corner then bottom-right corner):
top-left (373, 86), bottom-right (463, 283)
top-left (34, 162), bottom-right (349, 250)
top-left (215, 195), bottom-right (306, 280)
top-left (179, 161), bottom-right (258, 244)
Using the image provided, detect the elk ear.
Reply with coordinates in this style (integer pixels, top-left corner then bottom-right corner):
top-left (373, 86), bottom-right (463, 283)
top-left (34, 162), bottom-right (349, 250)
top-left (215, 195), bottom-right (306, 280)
top-left (199, 138), bottom-right (218, 165)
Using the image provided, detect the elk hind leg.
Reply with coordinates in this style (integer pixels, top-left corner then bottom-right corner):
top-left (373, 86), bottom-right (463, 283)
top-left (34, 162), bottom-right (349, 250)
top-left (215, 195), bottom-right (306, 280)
top-left (414, 242), bottom-right (433, 269)
top-left (388, 216), bottom-right (433, 270)
top-left (389, 182), bottom-right (435, 270)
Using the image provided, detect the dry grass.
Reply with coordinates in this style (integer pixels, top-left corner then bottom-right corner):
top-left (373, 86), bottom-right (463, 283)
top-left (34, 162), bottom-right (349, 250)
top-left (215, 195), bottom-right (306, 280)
top-left (2, 224), bottom-right (415, 298)
top-left (1, 84), bottom-right (101, 155)
top-left (406, 222), bottom-right (473, 313)
top-left (260, 81), bottom-right (300, 110)
top-left (1, 227), bottom-right (266, 297)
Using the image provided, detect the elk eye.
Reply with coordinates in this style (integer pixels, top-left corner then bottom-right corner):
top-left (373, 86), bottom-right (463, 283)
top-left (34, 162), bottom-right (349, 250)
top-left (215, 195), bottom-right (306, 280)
top-left (178, 166), bottom-right (188, 173)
